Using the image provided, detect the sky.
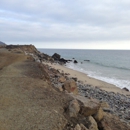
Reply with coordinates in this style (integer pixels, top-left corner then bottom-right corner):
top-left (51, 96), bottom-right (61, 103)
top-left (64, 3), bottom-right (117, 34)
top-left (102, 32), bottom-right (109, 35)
top-left (0, 0), bottom-right (130, 49)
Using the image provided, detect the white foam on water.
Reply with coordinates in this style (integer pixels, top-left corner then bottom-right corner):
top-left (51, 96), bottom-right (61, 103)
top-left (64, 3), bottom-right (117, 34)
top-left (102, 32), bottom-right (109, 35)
top-left (66, 62), bottom-right (130, 91)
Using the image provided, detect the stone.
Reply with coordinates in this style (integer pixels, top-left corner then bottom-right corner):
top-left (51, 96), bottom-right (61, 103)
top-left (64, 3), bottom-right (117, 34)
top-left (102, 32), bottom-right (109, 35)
top-left (52, 53), bottom-right (61, 60)
top-left (58, 87), bottom-right (63, 92)
top-left (73, 96), bottom-right (100, 116)
top-left (68, 100), bottom-right (80, 118)
top-left (74, 60), bottom-right (78, 63)
top-left (72, 77), bottom-right (78, 81)
top-left (80, 124), bottom-right (89, 130)
top-left (103, 108), bottom-right (113, 114)
top-left (84, 60), bottom-right (90, 62)
top-left (74, 124), bottom-right (81, 130)
top-left (93, 107), bottom-right (104, 122)
top-left (122, 87), bottom-right (129, 92)
top-left (98, 113), bottom-right (130, 130)
top-left (86, 116), bottom-right (98, 130)
top-left (63, 79), bottom-right (78, 95)
top-left (100, 101), bottom-right (110, 109)
top-left (58, 76), bottom-right (66, 83)
top-left (59, 58), bottom-right (68, 64)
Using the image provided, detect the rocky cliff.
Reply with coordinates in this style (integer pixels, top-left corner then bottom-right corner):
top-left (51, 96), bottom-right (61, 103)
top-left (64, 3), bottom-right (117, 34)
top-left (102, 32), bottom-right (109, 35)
top-left (0, 41), bottom-right (6, 45)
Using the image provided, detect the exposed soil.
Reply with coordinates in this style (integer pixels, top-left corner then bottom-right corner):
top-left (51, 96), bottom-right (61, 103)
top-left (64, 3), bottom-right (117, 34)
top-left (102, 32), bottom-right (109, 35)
top-left (0, 48), bottom-right (71, 130)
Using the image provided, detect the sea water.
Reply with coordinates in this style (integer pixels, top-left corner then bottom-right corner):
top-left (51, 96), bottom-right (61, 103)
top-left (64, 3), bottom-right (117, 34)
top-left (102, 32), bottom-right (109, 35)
top-left (38, 49), bottom-right (130, 90)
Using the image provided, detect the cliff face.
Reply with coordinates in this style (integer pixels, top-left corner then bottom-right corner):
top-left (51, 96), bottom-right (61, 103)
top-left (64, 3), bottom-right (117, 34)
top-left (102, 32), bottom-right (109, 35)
top-left (0, 41), bottom-right (6, 48)
top-left (6, 45), bottom-right (54, 62)
top-left (6, 45), bottom-right (39, 54)
top-left (0, 41), bottom-right (6, 45)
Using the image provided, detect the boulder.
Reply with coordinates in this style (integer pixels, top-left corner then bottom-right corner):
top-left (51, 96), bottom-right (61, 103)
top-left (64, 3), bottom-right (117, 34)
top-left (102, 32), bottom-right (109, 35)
top-left (100, 101), bottom-right (110, 109)
top-left (52, 53), bottom-right (61, 60)
top-left (98, 113), bottom-right (130, 130)
top-left (68, 100), bottom-right (80, 118)
top-left (68, 95), bottom-right (100, 117)
top-left (58, 87), bottom-right (63, 92)
top-left (72, 77), bottom-right (77, 82)
top-left (74, 60), bottom-right (78, 63)
top-left (58, 76), bottom-right (66, 83)
top-left (73, 124), bottom-right (88, 130)
top-left (63, 79), bottom-right (78, 95)
top-left (73, 96), bottom-right (100, 117)
top-left (93, 107), bottom-right (104, 122)
top-left (59, 58), bottom-right (68, 64)
top-left (74, 124), bottom-right (81, 130)
top-left (86, 116), bottom-right (98, 130)
top-left (80, 124), bottom-right (89, 130)
top-left (122, 87), bottom-right (129, 92)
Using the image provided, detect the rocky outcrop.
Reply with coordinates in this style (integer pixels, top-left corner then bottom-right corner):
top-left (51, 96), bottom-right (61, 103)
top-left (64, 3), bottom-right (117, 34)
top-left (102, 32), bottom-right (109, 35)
top-left (6, 45), bottom-right (39, 54)
top-left (122, 87), bottom-right (129, 92)
top-left (6, 45), bottom-right (54, 62)
top-left (39, 53), bottom-right (54, 62)
top-left (63, 79), bottom-right (78, 95)
top-left (74, 60), bottom-right (78, 63)
top-left (0, 41), bottom-right (6, 46)
top-left (52, 53), bottom-right (73, 64)
top-left (59, 58), bottom-right (68, 64)
top-left (52, 53), bottom-right (61, 60)
top-left (0, 41), bottom-right (6, 48)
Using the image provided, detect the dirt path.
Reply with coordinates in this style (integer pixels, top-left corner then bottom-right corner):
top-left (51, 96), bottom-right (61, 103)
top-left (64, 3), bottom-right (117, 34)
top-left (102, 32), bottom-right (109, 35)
top-left (0, 49), bottom-right (69, 130)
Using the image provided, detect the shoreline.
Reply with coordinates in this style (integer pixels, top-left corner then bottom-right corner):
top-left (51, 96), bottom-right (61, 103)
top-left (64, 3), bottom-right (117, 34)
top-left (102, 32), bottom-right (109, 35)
top-left (44, 62), bottom-right (130, 96)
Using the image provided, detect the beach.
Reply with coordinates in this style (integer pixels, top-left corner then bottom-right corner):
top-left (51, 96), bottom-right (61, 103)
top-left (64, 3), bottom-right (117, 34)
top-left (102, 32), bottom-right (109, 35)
top-left (44, 62), bottom-right (130, 96)
top-left (0, 45), bottom-right (130, 129)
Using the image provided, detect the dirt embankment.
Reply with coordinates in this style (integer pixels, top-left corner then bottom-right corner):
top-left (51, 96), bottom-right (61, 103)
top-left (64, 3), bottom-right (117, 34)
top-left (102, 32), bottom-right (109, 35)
top-left (0, 48), bottom-right (71, 130)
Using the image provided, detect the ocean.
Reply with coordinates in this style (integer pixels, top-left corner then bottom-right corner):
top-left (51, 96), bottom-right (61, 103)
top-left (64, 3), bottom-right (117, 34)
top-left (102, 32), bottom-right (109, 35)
top-left (38, 49), bottom-right (130, 90)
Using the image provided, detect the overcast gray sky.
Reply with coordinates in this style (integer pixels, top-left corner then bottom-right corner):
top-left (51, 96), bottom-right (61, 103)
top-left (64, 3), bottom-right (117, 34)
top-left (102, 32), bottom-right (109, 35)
top-left (0, 0), bottom-right (130, 49)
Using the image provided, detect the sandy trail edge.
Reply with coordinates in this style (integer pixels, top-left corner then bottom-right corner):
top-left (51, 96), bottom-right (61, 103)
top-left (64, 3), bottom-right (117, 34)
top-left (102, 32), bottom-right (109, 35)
top-left (44, 62), bottom-right (130, 96)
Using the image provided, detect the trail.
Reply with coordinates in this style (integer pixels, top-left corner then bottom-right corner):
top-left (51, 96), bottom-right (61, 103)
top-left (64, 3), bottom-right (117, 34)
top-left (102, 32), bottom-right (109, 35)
top-left (0, 49), bottom-right (68, 130)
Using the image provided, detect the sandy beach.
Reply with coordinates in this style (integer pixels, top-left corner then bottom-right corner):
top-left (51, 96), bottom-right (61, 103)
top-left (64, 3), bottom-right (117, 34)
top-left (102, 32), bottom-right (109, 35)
top-left (44, 62), bottom-right (130, 96)
top-left (1, 46), bottom-right (130, 130)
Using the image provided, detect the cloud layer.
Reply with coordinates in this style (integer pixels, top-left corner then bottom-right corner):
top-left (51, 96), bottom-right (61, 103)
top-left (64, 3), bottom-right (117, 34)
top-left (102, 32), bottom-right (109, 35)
top-left (0, 0), bottom-right (130, 48)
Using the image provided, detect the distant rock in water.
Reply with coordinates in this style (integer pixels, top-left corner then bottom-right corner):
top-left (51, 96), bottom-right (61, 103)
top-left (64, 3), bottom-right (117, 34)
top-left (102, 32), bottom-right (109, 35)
top-left (74, 60), bottom-right (78, 63)
top-left (52, 53), bottom-right (61, 60)
top-left (84, 60), bottom-right (90, 62)
top-left (59, 58), bottom-right (68, 64)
